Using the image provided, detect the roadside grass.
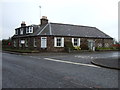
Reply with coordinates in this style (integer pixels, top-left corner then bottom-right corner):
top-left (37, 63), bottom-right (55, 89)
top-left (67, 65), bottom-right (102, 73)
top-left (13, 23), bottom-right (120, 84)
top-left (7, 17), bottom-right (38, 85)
top-left (2, 47), bottom-right (119, 53)
top-left (2, 48), bottom-right (39, 53)
top-left (96, 47), bottom-right (119, 51)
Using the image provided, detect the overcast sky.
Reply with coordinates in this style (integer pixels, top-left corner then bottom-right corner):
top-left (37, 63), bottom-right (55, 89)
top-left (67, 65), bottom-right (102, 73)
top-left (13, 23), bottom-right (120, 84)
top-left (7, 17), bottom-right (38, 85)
top-left (1, 0), bottom-right (119, 41)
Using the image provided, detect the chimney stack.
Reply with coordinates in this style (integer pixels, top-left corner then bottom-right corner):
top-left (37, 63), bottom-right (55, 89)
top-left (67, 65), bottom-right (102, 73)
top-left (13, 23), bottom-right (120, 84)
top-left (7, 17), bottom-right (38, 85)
top-left (40, 16), bottom-right (48, 26)
top-left (21, 21), bottom-right (26, 27)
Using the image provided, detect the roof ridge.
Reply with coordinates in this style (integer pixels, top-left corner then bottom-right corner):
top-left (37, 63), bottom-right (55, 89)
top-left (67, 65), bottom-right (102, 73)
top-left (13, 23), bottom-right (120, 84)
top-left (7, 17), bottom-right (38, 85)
top-left (50, 22), bottom-right (96, 28)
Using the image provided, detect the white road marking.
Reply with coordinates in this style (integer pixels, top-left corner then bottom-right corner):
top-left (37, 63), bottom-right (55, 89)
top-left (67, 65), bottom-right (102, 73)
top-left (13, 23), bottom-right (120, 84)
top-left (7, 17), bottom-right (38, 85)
top-left (29, 56), bottom-right (41, 59)
top-left (44, 58), bottom-right (100, 68)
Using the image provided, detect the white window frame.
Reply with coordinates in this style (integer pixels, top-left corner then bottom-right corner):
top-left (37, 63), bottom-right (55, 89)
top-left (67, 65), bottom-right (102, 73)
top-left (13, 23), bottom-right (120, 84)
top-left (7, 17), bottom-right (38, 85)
top-left (105, 43), bottom-right (109, 47)
top-left (26, 27), bottom-right (29, 34)
top-left (29, 27), bottom-right (33, 33)
top-left (21, 40), bottom-right (25, 44)
top-left (26, 27), bottom-right (33, 34)
top-left (20, 28), bottom-right (23, 35)
top-left (54, 37), bottom-right (64, 47)
top-left (33, 38), bottom-right (37, 47)
top-left (13, 40), bottom-right (16, 47)
top-left (19, 40), bottom-right (22, 47)
top-left (72, 38), bottom-right (80, 47)
top-left (98, 43), bottom-right (102, 47)
top-left (25, 39), bottom-right (28, 47)
top-left (41, 37), bottom-right (47, 48)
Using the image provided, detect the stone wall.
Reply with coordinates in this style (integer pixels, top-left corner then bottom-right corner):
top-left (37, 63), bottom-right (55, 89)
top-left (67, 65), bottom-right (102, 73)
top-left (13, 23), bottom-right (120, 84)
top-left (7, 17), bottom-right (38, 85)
top-left (12, 36), bottom-right (113, 52)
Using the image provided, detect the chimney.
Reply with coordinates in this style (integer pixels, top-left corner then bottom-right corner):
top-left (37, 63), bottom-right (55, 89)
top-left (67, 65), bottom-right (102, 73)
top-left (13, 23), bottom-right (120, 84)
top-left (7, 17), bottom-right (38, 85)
top-left (21, 21), bottom-right (26, 27)
top-left (40, 16), bottom-right (48, 26)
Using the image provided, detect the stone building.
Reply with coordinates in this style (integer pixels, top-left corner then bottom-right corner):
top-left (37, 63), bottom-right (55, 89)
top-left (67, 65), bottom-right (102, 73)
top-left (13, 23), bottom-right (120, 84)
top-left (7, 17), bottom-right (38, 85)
top-left (11, 16), bottom-right (113, 52)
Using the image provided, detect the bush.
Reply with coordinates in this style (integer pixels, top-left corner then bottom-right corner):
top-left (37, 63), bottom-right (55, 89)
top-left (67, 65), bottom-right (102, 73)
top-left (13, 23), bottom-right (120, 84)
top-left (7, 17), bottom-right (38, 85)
top-left (80, 43), bottom-right (89, 50)
top-left (74, 46), bottom-right (81, 50)
top-left (96, 47), bottom-right (113, 50)
top-left (112, 44), bottom-right (120, 50)
top-left (64, 42), bottom-right (74, 52)
top-left (2, 39), bottom-right (12, 49)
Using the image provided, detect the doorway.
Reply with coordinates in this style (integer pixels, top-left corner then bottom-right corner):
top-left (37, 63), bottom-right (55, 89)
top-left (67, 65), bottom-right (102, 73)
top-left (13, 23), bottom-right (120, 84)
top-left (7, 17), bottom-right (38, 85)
top-left (88, 40), bottom-right (95, 51)
top-left (41, 37), bottom-right (47, 48)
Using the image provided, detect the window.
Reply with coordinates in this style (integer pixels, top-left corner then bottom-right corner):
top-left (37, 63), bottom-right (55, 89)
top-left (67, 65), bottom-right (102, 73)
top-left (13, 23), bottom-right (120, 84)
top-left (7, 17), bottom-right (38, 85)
top-left (21, 40), bottom-right (25, 44)
top-left (98, 43), bottom-right (102, 47)
top-left (13, 40), bottom-right (16, 47)
top-left (33, 38), bottom-right (37, 47)
top-left (105, 43), bottom-right (109, 47)
top-left (20, 28), bottom-right (23, 35)
top-left (72, 38), bottom-right (80, 46)
top-left (25, 39), bottom-right (28, 47)
top-left (74, 38), bottom-right (78, 46)
top-left (26, 27), bottom-right (33, 34)
top-left (54, 37), bottom-right (64, 47)
top-left (15, 29), bottom-right (18, 35)
top-left (29, 27), bottom-right (33, 33)
top-left (41, 37), bottom-right (47, 48)
top-left (26, 28), bottom-right (29, 34)
top-left (57, 38), bottom-right (61, 46)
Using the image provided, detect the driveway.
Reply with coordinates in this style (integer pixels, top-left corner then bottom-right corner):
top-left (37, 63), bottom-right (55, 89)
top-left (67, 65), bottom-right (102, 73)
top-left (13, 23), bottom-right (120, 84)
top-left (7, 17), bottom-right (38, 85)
top-left (2, 51), bottom-right (119, 88)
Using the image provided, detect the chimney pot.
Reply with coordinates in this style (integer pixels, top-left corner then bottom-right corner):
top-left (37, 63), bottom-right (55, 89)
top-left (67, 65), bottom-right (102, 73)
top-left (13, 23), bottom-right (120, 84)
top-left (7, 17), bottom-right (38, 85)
top-left (40, 16), bottom-right (48, 26)
top-left (21, 21), bottom-right (26, 27)
top-left (42, 16), bottom-right (47, 19)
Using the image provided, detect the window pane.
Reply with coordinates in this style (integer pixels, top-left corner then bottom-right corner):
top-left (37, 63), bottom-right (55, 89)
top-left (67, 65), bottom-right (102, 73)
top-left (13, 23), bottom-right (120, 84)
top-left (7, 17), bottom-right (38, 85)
top-left (74, 38), bottom-right (78, 46)
top-left (74, 39), bottom-right (77, 42)
top-left (20, 29), bottom-right (23, 34)
top-left (25, 39), bottom-right (28, 47)
top-left (14, 41), bottom-right (16, 47)
top-left (105, 43), bottom-right (109, 47)
top-left (57, 42), bottom-right (61, 46)
top-left (74, 42), bottom-right (78, 46)
top-left (57, 38), bottom-right (61, 46)
top-left (26, 28), bottom-right (29, 33)
top-left (57, 38), bottom-right (61, 42)
top-left (98, 43), bottom-right (102, 47)
top-left (29, 27), bottom-right (33, 33)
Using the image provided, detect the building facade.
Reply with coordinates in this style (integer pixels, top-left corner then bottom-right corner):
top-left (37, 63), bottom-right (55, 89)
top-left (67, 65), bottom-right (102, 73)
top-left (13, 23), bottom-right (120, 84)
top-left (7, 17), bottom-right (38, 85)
top-left (12, 16), bottom-right (113, 52)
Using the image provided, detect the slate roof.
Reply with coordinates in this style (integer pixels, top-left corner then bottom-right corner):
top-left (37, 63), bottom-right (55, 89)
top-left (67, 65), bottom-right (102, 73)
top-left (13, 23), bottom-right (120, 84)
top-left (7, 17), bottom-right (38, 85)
top-left (13, 23), bottom-right (112, 39)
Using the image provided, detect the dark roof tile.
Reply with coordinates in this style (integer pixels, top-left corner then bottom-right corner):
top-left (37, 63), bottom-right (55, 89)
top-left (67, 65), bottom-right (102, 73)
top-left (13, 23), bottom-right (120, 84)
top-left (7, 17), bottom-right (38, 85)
top-left (13, 22), bottom-right (112, 39)
top-left (49, 23), bottom-right (112, 38)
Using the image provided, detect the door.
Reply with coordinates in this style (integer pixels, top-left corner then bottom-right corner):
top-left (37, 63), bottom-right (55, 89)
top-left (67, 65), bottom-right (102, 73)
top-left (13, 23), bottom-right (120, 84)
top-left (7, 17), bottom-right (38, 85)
top-left (41, 37), bottom-right (47, 48)
top-left (88, 40), bottom-right (95, 51)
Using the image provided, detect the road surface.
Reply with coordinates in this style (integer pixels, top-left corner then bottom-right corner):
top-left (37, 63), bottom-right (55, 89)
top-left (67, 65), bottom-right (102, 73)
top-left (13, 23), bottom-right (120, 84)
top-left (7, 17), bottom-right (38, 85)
top-left (2, 51), bottom-right (119, 88)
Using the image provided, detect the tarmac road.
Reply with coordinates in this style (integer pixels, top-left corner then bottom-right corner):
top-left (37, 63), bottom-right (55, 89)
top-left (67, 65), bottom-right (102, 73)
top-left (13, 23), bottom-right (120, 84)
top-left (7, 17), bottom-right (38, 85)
top-left (2, 51), bottom-right (119, 88)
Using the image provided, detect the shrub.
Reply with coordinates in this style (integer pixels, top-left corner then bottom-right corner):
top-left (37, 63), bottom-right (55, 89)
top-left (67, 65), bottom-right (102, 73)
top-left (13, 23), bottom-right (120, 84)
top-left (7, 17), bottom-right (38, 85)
top-left (2, 39), bottom-right (12, 49)
top-left (96, 47), bottom-right (113, 50)
top-left (74, 46), bottom-right (81, 50)
top-left (112, 44), bottom-right (120, 50)
top-left (64, 42), bottom-right (74, 52)
top-left (80, 43), bottom-right (89, 50)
